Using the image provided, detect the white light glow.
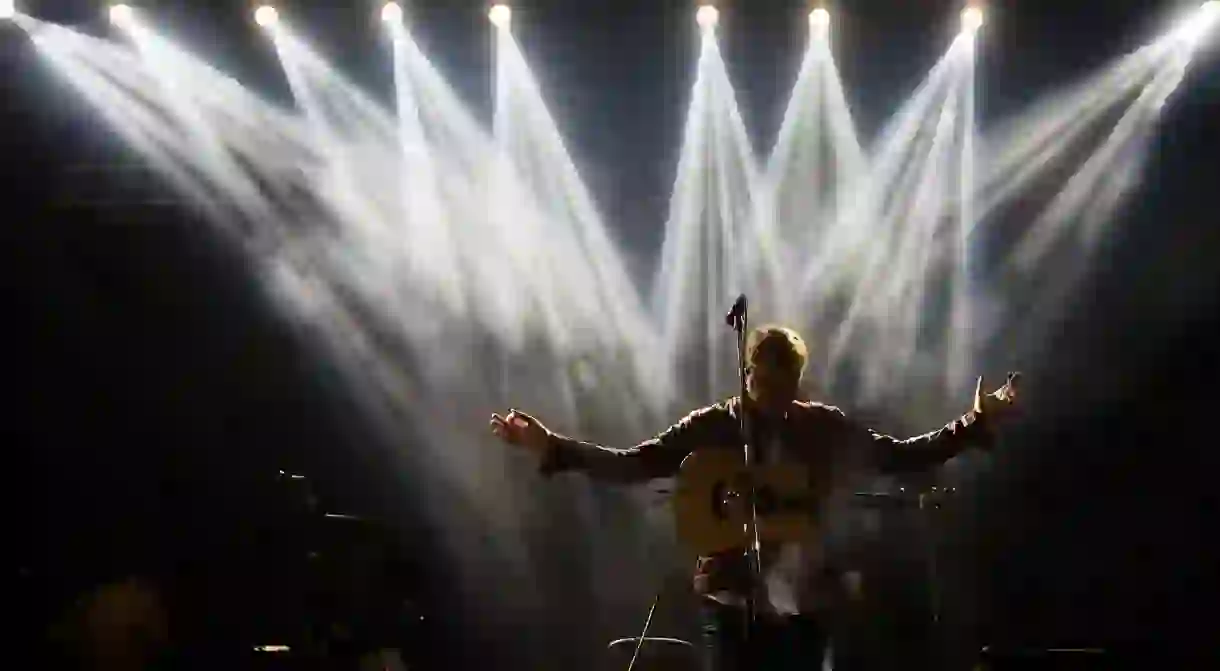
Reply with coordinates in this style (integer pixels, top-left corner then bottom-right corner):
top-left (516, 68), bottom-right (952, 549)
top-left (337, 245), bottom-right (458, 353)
top-left (1178, 1), bottom-right (1220, 45)
top-left (961, 6), bottom-right (984, 34)
top-left (0, 0), bottom-right (15, 20)
top-left (381, 2), bottom-right (402, 23)
top-left (696, 4), bottom-right (719, 30)
top-left (109, 3), bottom-right (134, 27)
top-left (254, 5), bottom-right (279, 28)
top-left (810, 8), bottom-right (830, 29)
top-left (489, 4), bottom-right (511, 28)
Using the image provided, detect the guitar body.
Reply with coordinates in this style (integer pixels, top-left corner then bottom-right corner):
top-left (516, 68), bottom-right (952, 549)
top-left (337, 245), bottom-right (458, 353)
top-left (673, 448), bottom-right (820, 557)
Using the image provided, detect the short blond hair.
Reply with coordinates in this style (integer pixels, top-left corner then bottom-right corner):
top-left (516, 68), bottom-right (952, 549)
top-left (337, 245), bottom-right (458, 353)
top-left (745, 325), bottom-right (808, 377)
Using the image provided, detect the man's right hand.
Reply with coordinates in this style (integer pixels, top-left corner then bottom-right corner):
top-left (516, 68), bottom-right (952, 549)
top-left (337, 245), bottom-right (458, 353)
top-left (489, 409), bottom-right (552, 455)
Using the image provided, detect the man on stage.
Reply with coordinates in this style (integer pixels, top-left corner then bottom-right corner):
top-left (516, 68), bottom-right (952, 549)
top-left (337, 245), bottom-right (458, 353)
top-left (491, 325), bottom-right (1019, 670)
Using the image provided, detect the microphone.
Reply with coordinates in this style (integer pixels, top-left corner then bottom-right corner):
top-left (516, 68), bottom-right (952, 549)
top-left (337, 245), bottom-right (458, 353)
top-left (725, 294), bottom-right (748, 327)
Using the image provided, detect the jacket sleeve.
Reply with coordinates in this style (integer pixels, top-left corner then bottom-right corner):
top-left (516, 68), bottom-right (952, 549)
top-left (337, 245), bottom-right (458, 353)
top-left (826, 404), bottom-right (995, 474)
top-left (539, 403), bottom-right (730, 483)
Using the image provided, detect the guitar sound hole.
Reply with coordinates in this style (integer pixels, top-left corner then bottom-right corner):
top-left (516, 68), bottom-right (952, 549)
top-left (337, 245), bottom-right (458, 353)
top-left (710, 481), bottom-right (783, 518)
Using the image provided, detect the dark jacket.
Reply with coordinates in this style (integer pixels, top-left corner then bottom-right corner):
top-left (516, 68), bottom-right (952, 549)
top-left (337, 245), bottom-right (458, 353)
top-left (539, 397), bottom-right (993, 609)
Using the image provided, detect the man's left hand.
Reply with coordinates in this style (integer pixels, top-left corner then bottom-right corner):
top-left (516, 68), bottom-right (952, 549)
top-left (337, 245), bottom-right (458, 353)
top-left (974, 371), bottom-right (1021, 421)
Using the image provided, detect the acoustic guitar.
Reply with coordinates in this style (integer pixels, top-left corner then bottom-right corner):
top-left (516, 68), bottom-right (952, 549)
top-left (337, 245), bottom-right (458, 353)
top-left (671, 448), bottom-right (820, 558)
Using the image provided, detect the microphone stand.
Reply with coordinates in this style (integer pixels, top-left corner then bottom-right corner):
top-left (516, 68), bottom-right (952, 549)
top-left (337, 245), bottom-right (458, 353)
top-left (725, 295), bottom-right (763, 633)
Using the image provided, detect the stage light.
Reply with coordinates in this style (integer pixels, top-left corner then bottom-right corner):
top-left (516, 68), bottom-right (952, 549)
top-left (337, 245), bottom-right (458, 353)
top-left (0, 0), bottom-right (15, 20)
top-left (109, 3), bottom-right (134, 27)
top-left (1196, 1), bottom-right (1219, 31)
top-left (1175, 1), bottom-right (1220, 46)
top-left (489, 4), bottom-right (511, 28)
top-left (696, 4), bottom-right (719, 30)
top-left (381, 2), bottom-right (402, 23)
top-left (255, 4), bottom-right (279, 28)
top-left (809, 7), bottom-right (830, 30)
top-left (961, 6), bottom-right (984, 34)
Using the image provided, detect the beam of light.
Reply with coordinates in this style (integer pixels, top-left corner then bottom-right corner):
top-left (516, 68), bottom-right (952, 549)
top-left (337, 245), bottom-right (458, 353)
top-left (762, 11), bottom-right (864, 327)
top-left (270, 32), bottom-right (380, 232)
top-left (654, 32), bottom-right (764, 402)
top-left (947, 28), bottom-right (979, 398)
top-left (1, 0), bottom-right (16, 20)
top-left (389, 27), bottom-right (543, 348)
top-left (653, 35), bottom-right (714, 402)
top-left (961, 6), bottom-right (984, 35)
top-left (381, 2), bottom-right (403, 24)
top-left (489, 32), bottom-right (582, 365)
top-left (797, 37), bottom-right (966, 306)
top-left (696, 4), bottom-right (719, 31)
top-left (798, 35), bottom-right (977, 405)
top-left (31, 15), bottom-right (320, 251)
top-left (254, 5), bottom-right (278, 29)
top-left (976, 32), bottom-right (1184, 227)
top-left (27, 22), bottom-right (239, 228)
top-left (490, 27), bottom-right (664, 419)
top-left (489, 4), bottom-right (512, 29)
top-left (117, 20), bottom-right (289, 250)
top-left (389, 27), bottom-right (466, 319)
top-left (990, 46), bottom-right (1196, 376)
top-left (109, 3), bottom-right (134, 27)
top-left (1008, 49), bottom-right (1192, 274)
top-left (760, 40), bottom-right (824, 322)
top-left (827, 62), bottom-right (969, 403)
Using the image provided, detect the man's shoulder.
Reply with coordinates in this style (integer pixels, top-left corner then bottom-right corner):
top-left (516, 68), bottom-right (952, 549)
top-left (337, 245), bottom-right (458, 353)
top-left (656, 400), bottom-right (736, 441)
top-left (793, 400), bottom-right (847, 418)
top-left (696, 397), bottom-right (739, 418)
top-left (673, 398), bottom-right (738, 425)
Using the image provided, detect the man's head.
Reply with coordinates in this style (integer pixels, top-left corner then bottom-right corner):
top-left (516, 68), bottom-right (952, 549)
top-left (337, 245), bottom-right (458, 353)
top-left (745, 325), bottom-right (808, 415)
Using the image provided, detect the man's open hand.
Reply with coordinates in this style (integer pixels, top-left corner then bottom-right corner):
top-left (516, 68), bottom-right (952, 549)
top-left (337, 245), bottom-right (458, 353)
top-left (974, 371), bottom-right (1021, 421)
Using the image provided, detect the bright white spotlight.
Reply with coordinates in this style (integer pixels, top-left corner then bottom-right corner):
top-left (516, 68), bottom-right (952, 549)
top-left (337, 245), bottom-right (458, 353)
top-left (109, 3), bottom-right (134, 27)
top-left (696, 4), bottom-right (719, 30)
top-left (0, 0), bottom-right (15, 20)
top-left (381, 2), bottom-right (403, 23)
top-left (961, 6), bottom-right (984, 34)
top-left (810, 7), bottom-right (830, 30)
top-left (489, 4), bottom-right (511, 28)
top-left (1172, 1), bottom-right (1220, 45)
top-left (254, 5), bottom-right (279, 28)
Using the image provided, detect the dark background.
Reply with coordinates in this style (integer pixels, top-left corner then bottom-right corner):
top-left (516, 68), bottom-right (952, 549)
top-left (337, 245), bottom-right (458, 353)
top-left (3, 0), bottom-right (1219, 667)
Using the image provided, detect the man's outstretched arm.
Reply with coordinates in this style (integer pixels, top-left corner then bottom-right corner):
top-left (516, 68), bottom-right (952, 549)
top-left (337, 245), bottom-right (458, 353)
top-left (540, 403), bottom-right (730, 483)
top-left (827, 373), bottom-right (1020, 473)
top-left (832, 406), bottom-right (992, 473)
